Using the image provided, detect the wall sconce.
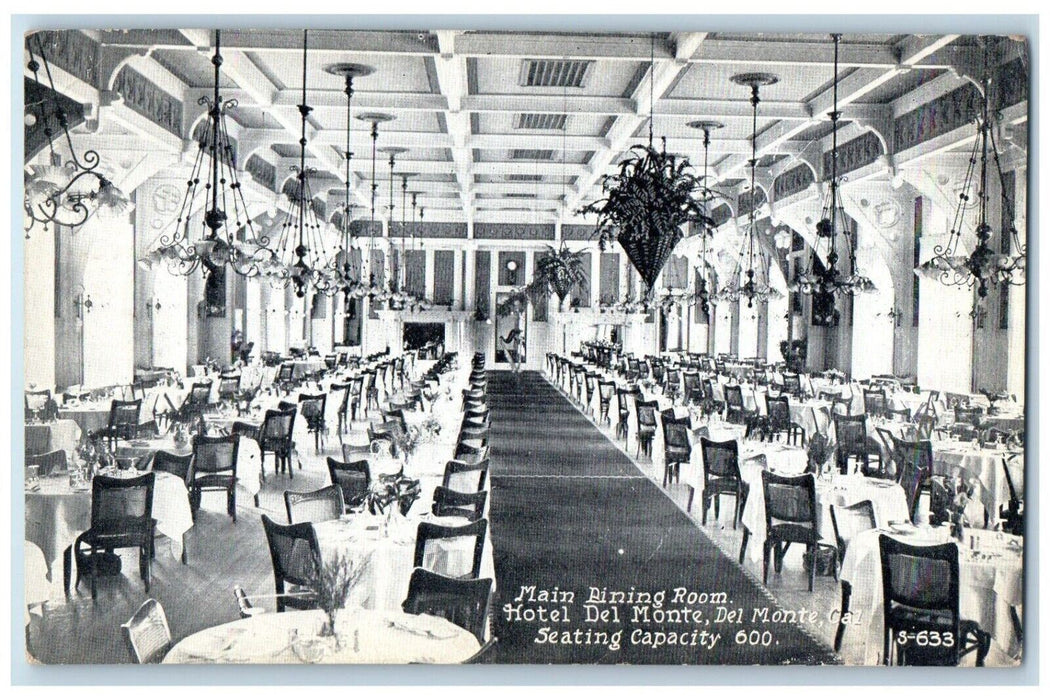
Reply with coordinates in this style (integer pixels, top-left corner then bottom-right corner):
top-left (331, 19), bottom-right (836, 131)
top-left (970, 303), bottom-right (987, 329)
top-left (886, 306), bottom-right (903, 327)
top-left (73, 288), bottom-right (93, 319)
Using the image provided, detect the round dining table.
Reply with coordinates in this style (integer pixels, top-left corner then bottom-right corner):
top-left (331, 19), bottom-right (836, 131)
top-left (163, 608), bottom-right (481, 664)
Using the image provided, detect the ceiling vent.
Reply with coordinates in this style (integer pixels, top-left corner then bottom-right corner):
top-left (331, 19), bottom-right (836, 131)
top-left (517, 113), bottom-right (568, 130)
top-left (506, 174), bottom-right (544, 182)
top-left (510, 148), bottom-right (555, 161)
top-left (503, 192), bottom-right (538, 199)
top-left (520, 59), bottom-right (592, 88)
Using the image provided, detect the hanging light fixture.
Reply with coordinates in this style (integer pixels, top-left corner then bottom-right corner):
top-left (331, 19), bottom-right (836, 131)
top-left (377, 145), bottom-right (408, 303)
top-left (140, 30), bottom-right (275, 278)
top-left (917, 36), bottom-right (1025, 298)
top-left (685, 119), bottom-right (728, 317)
top-left (322, 61), bottom-right (375, 300)
top-left (263, 30), bottom-right (339, 298)
top-left (353, 112), bottom-right (396, 300)
top-left (579, 33), bottom-right (714, 295)
top-left (791, 34), bottom-right (875, 320)
top-left (716, 72), bottom-right (784, 308)
top-left (24, 33), bottom-right (129, 234)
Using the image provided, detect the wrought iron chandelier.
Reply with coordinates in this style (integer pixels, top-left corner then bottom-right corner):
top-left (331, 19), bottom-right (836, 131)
top-left (266, 29), bottom-right (339, 298)
top-left (349, 112), bottom-right (395, 300)
top-left (715, 73), bottom-right (784, 308)
top-left (917, 37), bottom-right (1026, 298)
top-left (791, 34), bottom-right (875, 313)
top-left (140, 30), bottom-right (274, 278)
top-left (323, 62), bottom-right (374, 299)
top-left (686, 119), bottom-right (727, 317)
top-left (24, 33), bottom-right (129, 234)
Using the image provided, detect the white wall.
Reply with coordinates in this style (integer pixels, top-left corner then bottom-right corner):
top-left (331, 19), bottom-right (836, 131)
top-left (24, 228), bottom-right (56, 391)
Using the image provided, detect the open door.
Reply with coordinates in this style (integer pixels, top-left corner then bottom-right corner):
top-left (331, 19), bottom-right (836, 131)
top-left (494, 292), bottom-right (526, 367)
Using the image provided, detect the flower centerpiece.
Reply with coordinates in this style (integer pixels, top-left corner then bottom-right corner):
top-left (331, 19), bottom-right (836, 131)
top-left (309, 552), bottom-right (369, 642)
top-left (366, 471), bottom-right (422, 516)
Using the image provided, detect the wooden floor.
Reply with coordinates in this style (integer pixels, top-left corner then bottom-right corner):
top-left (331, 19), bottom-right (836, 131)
top-left (28, 416), bottom-right (351, 664)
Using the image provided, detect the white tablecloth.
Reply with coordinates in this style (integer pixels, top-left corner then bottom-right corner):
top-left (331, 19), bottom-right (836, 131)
top-left (839, 527), bottom-right (1023, 663)
top-left (313, 513), bottom-right (495, 612)
top-left (163, 608), bottom-right (480, 664)
top-left (24, 470), bottom-right (193, 578)
top-left (932, 441), bottom-right (1023, 519)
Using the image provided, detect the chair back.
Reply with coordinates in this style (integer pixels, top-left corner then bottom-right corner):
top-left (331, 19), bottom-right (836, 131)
top-left (152, 450), bottom-right (192, 484)
top-left (832, 413), bottom-right (868, 453)
top-left (218, 374), bottom-right (240, 400)
top-left (261, 408), bottom-right (296, 449)
top-left (725, 385), bottom-right (744, 409)
top-left (432, 487), bottom-right (488, 521)
top-left (700, 437), bottom-right (740, 481)
top-left (783, 374), bottom-right (802, 396)
top-left (121, 598), bottom-right (172, 663)
top-left (443, 458), bottom-right (489, 492)
top-left (413, 519), bottom-right (489, 579)
top-left (829, 500), bottom-right (876, 559)
top-left (635, 400), bottom-right (658, 429)
top-left (660, 410), bottom-right (691, 452)
top-left (188, 382), bottom-right (212, 406)
top-left (91, 472), bottom-right (156, 537)
top-left (954, 405), bottom-right (983, 427)
top-left (327, 457), bottom-right (371, 510)
top-left (284, 484), bottom-right (344, 524)
top-left (277, 364), bottom-right (294, 382)
top-left (190, 434), bottom-right (239, 476)
top-left (891, 436), bottom-right (934, 520)
top-left (455, 442), bottom-right (489, 463)
top-left (598, 381), bottom-right (615, 404)
top-left (765, 394), bottom-right (791, 429)
top-left (402, 569), bottom-right (492, 645)
top-left (864, 389), bottom-right (888, 417)
top-left (878, 534), bottom-right (961, 663)
top-left (331, 382), bottom-right (351, 416)
top-left (25, 389), bottom-right (51, 415)
top-left (382, 408), bottom-right (409, 434)
top-left (761, 471), bottom-right (818, 536)
top-left (109, 399), bottom-right (143, 430)
top-left (261, 514), bottom-right (320, 594)
top-left (297, 393), bottom-right (327, 429)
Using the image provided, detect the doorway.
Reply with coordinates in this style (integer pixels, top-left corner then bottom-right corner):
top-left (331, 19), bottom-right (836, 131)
top-left (494, 292), bottom-right (527, 367)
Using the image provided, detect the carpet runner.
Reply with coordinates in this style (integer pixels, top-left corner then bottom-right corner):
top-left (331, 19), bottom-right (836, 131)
top-left (485, 370), bottom-right (839, 665)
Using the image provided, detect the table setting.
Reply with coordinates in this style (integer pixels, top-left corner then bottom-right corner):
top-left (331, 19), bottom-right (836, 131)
top-left (162, 607), bottom-right (480, 664)
top-left (312, 511), bottom-right (494, 613)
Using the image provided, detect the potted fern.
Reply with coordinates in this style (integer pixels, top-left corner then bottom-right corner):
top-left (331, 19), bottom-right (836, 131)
top-left (579, 141), bottom-right (716, 294)
top-left (528, 244), bottom-right (588, 313)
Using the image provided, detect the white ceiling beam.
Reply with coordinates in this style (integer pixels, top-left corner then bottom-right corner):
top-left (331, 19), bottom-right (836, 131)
top-left (433, 30), bottom-right (473, 222)
top-left (712, 33), bottom-right (961, 183)
top-left (562, 31), bottom-right (708, 218)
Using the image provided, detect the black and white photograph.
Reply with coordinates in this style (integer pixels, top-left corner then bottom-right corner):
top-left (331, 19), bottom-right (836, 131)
top-left (18, 21), bottom-right (1029, 669)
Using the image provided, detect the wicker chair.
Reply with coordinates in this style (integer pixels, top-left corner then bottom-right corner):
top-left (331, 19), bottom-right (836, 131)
top-left (121, 598), bottom-right (171, 663)
top-left (284, 484), bottom-right (344, 524)
top-left (878, 535), bottom-right (990, 666)
top-left (260, 514), bottom-right (320, 613)
top-left (402, 569), bottom-right (492, 645)
top-left (413, 519), bottom-right (489, 579)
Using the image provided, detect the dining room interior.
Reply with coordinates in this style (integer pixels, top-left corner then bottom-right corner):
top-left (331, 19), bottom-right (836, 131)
top-left (20, 26), bottom-right (1028, 667)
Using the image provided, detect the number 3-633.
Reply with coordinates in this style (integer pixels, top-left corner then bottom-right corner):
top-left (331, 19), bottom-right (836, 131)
top-left (897, 630), bottom-right (955, 647)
